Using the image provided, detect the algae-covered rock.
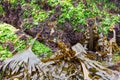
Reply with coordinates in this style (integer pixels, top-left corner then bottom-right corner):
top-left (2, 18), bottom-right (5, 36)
top-left (0, 23), bottom-right (18, 60)
top-left (0, 23), bottom-right (52, 60)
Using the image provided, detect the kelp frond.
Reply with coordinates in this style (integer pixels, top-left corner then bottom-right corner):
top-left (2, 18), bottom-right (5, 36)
top-left (0, 34), bottom-right (120, 80)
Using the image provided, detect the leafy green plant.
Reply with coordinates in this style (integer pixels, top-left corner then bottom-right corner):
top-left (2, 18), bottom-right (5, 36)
top-left (0, 5), bottom-right (4, 15)
top-left (0, 23), bottom-right (17, 42)
top-left (58, 1), bottom-right (87, 31)
top-left (29, 38), bottom-right (52, 56)
top-left (112, 51), bottom-right (120, 63)
top-left (0, 45), bottom-right (13, 60)
top-left (100, 14), bottom-right (120, 35)
top-left (32, 11), bottom-right (48, 22)
top-left (0, 23), bottom-right (52, 60)
top-left (0, 23), bottom-right (23, 60)
top-left (58, 0), bottom-right (120, 34)
top-left (47, 0), bottom-right (60, 7)
top-left (22, 1), bottom-right (54, 29)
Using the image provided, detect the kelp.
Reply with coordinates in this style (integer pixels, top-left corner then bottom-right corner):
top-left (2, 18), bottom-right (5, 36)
top-left (0, 42), bottom-right (120, 80)
top-left (82, 24), bottom-right (120, 64)
top-left (72, 43), bottom-right (120, 80)
top-left (0, 33), bottom-right (43, 79)
top-left (0, 22), bottom-right (120, 80)
top-left (0, 0), bottom-right (120, 80)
